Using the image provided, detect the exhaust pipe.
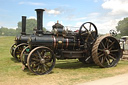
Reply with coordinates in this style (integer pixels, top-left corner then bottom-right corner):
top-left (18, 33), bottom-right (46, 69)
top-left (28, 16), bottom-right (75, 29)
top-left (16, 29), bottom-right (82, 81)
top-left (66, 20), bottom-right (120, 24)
top-left (21, 16), bottom-right (26, 35)
top-left (35, 9), bottom-right (45, 34)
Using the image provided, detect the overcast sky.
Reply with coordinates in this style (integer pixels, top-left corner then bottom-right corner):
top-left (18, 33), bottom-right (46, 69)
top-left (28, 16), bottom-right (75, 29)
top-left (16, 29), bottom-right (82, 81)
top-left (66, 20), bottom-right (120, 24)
top-left (0, 0), bottom-right (128, 34)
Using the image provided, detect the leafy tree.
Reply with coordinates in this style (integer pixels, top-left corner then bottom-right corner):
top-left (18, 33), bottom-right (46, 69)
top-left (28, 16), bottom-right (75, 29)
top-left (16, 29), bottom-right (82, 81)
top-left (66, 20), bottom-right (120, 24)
top-left (18, 19), bottom-right (37, 34)
top-left (0, 27), bottom-right (17, 36)
top-left (0, 19), bottom-right (47, 36)
top-left (116, 17), bottom-right (128, 36)
top-left (17, 19), bottom-right (46, 34)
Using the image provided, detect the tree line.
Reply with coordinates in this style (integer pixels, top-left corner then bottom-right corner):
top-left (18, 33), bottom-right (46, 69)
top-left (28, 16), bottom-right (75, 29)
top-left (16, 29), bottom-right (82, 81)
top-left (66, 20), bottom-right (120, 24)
top-left (0, 17), bottom-right (128, 36)
top-left (0, 19), bottom-right (46, 36)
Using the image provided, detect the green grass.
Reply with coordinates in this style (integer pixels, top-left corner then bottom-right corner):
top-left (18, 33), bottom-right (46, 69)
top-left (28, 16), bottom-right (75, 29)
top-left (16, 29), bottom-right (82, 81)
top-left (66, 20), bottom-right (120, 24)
top-left (1, 36), bottom-right (128, 85)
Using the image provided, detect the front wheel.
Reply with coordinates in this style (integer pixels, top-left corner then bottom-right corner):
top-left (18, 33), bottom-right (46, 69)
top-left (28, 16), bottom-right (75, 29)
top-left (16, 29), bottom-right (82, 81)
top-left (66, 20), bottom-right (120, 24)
top-left (20, 46), bottom-right (30, 67)
top-left (13, 43), bottom-right (28, 62)
top-left (10, 44), bottom-right (17, 57)
top-left (27, 46), bottom-right (56, 75)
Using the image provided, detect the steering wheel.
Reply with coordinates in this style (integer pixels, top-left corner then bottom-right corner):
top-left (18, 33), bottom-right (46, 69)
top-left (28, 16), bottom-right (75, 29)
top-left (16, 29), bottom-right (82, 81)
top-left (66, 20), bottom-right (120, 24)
top-left (109, 30), bottom-right (117, 37)
top-left (79, 22), bottom-right (98, 44)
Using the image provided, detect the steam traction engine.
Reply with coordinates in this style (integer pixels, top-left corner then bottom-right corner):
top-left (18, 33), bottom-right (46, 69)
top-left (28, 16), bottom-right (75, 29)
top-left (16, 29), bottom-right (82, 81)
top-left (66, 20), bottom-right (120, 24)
top-left (10, 16), bottom-right (38, 61)
top-left (10, 16), bottom-right (29, 61)
top-left (20, 9), bottom-right (122, 75)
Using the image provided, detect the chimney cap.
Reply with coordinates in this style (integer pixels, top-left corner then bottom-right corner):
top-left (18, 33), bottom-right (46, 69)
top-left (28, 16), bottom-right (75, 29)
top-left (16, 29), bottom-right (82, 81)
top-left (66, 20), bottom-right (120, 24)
top-left (22, 16), bottom-right (26, 18)
top-left (35, 9), bottom-right (45, 11)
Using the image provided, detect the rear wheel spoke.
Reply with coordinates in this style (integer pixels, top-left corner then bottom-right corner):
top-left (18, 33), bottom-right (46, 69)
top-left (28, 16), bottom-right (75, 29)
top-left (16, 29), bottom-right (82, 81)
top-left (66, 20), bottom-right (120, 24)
top-left (108, 41), bottom-right (115, 49)
top-left (98, 53), bottom-right (104, 58)
top-left (101, 42), bottom-right (106, 49)
top-left (105, 38), bottom-right (109, 48)
top-left (105, 57), bottom-right (110, 65)
top-left (101, 57), bottom-right (105, 64)
top-left (108, 55), bottom-right (116, 60)
top-left (110, 49), bottom-right (119, 52)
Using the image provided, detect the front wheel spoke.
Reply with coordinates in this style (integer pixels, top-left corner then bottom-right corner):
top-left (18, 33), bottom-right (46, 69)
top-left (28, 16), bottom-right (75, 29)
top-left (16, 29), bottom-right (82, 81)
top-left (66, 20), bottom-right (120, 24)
top-left (42, 64), bottom-right (48, 71)
top-left (45, 63), bottom-right (51, 68)
top-left (31, 58), bottom-right (40, 61)
top-left (37, 51), bottom-right (43, 59)
top-left (31, 62), bottom-right (40, 67)
top-left (45, 59), bottom-right (51, 63)
top-left (36, 65), bottom-right (41, 72)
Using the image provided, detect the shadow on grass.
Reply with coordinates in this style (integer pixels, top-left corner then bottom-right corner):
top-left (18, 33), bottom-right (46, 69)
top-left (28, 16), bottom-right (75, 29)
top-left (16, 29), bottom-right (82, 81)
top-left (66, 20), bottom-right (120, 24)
top-left (55, 61), bottom-right (99, 69)
top-left (23, 60), bottom-right (100, 76)
top-left (23, 68), bottom-right (37, 76)
top-left (22, 67), bottom-right (54, 76)
top-left (10, 57), bottom-right (20, 63)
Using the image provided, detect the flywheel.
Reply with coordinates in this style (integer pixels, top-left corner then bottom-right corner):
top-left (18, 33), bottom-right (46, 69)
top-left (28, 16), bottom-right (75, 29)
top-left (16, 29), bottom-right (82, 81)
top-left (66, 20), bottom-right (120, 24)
top-left (92, 35), bottom-right (121, 68)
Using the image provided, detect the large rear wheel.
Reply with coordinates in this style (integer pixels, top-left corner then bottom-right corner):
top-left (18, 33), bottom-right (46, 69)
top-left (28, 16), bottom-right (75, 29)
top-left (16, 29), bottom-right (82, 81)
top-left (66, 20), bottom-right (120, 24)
top-left (92, 35), bottom-right (121, 68)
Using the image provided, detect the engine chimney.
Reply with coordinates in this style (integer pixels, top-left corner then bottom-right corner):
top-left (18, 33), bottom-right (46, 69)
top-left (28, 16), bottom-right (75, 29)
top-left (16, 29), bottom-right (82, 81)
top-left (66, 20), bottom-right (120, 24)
top-left (21, 16), bottom-right (26, 35)
top-left (35, 9), bottom-right (45, 34)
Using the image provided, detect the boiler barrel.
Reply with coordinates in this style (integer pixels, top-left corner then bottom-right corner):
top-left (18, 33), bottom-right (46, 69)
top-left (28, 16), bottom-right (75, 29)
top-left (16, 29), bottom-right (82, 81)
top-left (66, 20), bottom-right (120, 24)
top-left (28, 35), bottom-right (79, 50)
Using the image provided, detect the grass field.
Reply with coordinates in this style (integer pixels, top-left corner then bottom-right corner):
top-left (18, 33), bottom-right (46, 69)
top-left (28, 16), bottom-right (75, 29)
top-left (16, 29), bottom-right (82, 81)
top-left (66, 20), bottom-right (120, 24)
top-left (1, 36), bottom-right (128, 85)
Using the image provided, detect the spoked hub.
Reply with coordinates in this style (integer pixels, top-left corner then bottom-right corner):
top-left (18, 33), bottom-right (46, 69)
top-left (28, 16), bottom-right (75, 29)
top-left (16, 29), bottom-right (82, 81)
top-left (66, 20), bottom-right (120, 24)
top-left (13, 43), bottom-right (28, 62)
top-left (104, 50), bottom-right (110, 55)
top-left (79, 22), bottom-right (98, 44)
top-left (92, 35), bottom-right (121, 68)
top-left (27, 46), bottom-right (56, 75)
top-left (10, 43), bottom-right (17, 57)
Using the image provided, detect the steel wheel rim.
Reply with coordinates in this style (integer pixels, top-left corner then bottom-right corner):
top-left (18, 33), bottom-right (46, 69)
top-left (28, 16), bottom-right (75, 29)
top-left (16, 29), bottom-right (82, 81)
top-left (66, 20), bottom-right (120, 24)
top-left (27, 46), bottom-right (56, 75)
top-left (21, 46), bottom-right (30, 67)
top-left (10, 44), bottom-right (17, 57)
top-left (92, 36), bottom-right (121, 68)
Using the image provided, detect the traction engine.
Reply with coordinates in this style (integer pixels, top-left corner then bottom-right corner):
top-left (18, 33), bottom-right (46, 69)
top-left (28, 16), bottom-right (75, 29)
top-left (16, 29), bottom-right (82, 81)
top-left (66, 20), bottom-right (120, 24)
top-left (10, 16), bottom-right (29, 61)
top-left (16, 9), bottom-right (121, 75)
